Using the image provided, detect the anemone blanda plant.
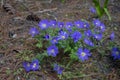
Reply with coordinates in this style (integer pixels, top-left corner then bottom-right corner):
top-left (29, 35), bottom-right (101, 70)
top-left (25, 18), bottom-right (119, 77)
top-left (31, 19), bottom-right (118, 59)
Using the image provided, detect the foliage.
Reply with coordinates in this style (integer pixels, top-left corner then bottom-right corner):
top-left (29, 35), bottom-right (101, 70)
top-left (60, 0), bottom-right (65, 3)
top-left (92, 0), bottom-right (111, 20)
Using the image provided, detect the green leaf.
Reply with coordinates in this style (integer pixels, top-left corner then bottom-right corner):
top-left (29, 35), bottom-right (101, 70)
top-left (97, 48), bottom-right (106, 57)
top-left (107, 41), bottom-right (116, 50)
top-left (93, 0), bottom-right (103, 17)
top-left (64, 44), bottom-right (71, 53)
top-left (61, 0), bottom-right (65, 3)
top-left (104, 8), bottom-right (111, 21)
top-left (103, 0), bottom-right (109, 8)
top-left (36, 52), bottom-right (48, 62)
top-left (69, 50), bottom-right (78, 61)
top-left (36, 42), bottom-right (42, 48)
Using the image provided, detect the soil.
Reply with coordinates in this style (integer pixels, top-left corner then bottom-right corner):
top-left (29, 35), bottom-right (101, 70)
top-left (0, 0), bottom-right (120, 80)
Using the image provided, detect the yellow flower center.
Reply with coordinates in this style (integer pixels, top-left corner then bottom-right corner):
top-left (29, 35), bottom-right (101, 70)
top-left (116, 51), bottom-right (119, 55)
top-left (77, 24), bottom-right (80, 26)
top-left (62, 36), bottom-right (65, 39)
top-left (51, 49), bottom-right (55, 53)
top-left (33, 63), bottom-right (36, 68)
top-left (54, 40), bottom-right (56, 42)
top-left (100, 26), bottom-right (103, 29)
top-left (81, 52), bottom-right (86, 57)
top-left (42, 24), bottom-right (46, 28)
top-left (84, 24), bottom-right (87, 27)
top-left (32, 31), bottom-right (35, 34)
top-left (95, 36), bottom-right (98, 39)
top-left (68, 25), bottom-right (70, 28)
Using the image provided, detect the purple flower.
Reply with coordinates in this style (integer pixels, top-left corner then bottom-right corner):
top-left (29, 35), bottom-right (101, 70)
top-left (99, 23), bottom-right (106, 32)
top-left (77, 48), bottom-right (91, 61)
top-left (58, 29), bottom-right (63, 33)
top-left (110, 32), bottom-right (115, 40)
top-left (84, 30), bottom-right (93, 37)
top-left (30, 59), bottom-right (40, 71)
top-left (29, 27), bottom-right (39, 37)
top-left (90, 7), bottom-right (96, 13)
top-left (53, 64), bottom-right (64, 74)
top-left (65, 22), bottom-right (73, 30)
top-left (23, 62), bottom-right (31, 72)
top-left (49, 20), bottom-right (57, 28)
top-left (47, 45), bottom-right (58, 57)
top-left (71, 31), bottom-right (82, 42)
top-left (74, 20), bottom-right (84, 28)
top-left (94, 33), bottom-right (102, 40)
top-left (57, 22), bottom-right (64, 28)
top-left (43, 34), bottom-right (50, 40)
top-left (58, 31), bottom-right (69, 40)
top-left (39, 20), bottom-right (49, 30)
top-left (111, 47), bottom-right (120, 60)
top-left (84, 38), bottom-right (94, 47)
top-left (93, 19), bottom-right (101, 27)
top-left (83, 21), bottom-right (90, 28)
top-left (51, 37), bottom-right (59, 44)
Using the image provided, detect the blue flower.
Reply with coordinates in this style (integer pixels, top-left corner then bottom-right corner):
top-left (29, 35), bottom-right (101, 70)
top-left (23, 62), bottom-right (31, 72)
top-left (29, 27), bottom-right (39, 37)
top-left (58, 31), bottom-right (69, 40)
top-left (111, 47), bottom-right (120, 60)
top-left (99, 23), bottom-right (106, 32)
top-left (74, 20), bottom-right (84, 28)
top-left (30, 59), bottom-right (40, 71)
top-left (90, 7), bottom-right (96, 13)
top-left (38, 20), bottom-right (49, 30)
top-left (51, 37), bottom-right (59, 44)
top-left (84, 30), bottom-right (93, 37)
top-left (43, 34), bottom-right (50, 40)
top-left (47, 45), bottom-right (58, 57)
top-left (57, 22), bottom-right (64, 28)
top-left (65, 22), bottom-right (73, 30)
top-left (53, 64), bottom-right (64, 74)
top-left (58, 29), bottom-right (63, 34)
top-left (93, 19), bottom-right (101, 27)
top-left (71, 31), bottom-right (82, 42)
top-left (110, 32), bottom-right (115, 40)
top-left (94, 33), bottom-right (102, 40)
top-left (84, 38), bottom-right (94, 47)
top-left (77, 48), bottom-right (91, 61)
top-left (83, 21), bottom-right (90, 28)
top-left (49, 20), bottom-right (57, 28)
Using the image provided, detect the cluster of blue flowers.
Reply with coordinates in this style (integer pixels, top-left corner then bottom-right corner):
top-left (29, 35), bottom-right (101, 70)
top-left (23, 59), bottom-right (39, 72)
top-left (26, 17), bottom-right (119, 74)
top-left (31, 19), bottom-right (106, 43)
top-left (30, 19), bottom-right (116, 56)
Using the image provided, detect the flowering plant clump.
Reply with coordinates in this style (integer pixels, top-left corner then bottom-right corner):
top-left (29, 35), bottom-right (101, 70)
top-left (23, 59), bottom-right (40, 72)
top-left (22, 17), bottom-right (119, 78)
